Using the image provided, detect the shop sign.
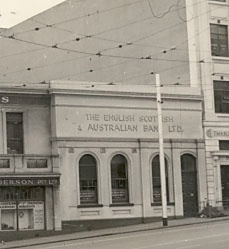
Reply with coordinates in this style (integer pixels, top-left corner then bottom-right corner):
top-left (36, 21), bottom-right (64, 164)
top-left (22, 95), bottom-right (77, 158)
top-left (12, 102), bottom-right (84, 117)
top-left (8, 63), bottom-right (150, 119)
top-left (0, 177), bottom-right (60, 186)
top-left (18, 201), bottom-right (43, 209)
top-left (206, 128), bottom-right (229, 138)
top-left (55, 107), bottom-right (203, 139)
top-left (0, 94), bottom-right (50, 106)
top-left (0, 202), bottom-right (16, 209)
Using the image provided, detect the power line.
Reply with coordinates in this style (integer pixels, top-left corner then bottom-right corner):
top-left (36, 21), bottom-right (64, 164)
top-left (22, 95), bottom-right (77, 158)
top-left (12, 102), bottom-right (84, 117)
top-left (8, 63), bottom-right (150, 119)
top-left (0, 0), bottom-right (212, 64)
top-left (0, 0), bottom-right (222, 81)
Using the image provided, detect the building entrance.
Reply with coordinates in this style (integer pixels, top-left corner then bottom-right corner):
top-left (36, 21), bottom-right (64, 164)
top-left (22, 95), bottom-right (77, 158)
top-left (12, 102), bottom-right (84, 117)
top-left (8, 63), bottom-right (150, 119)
top-left (181, 154), bottom-right (198, 217)
top-left (221, 165), bottom-right (229, 208)
top-left (0, 186), bottom-right (45, 230)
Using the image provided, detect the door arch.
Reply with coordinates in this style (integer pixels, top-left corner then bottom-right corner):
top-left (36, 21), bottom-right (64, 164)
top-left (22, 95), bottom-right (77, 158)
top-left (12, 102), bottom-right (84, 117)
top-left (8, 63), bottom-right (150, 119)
top-left (181, 154), bottom-right (198, 217)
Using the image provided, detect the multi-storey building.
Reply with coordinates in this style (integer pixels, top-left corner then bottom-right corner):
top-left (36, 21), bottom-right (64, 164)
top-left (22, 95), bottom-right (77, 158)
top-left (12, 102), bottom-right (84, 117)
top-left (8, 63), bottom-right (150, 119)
top-left (192, 0), bottom-right (229, 209)
top-left (0, 87), bottom-right (61, 231)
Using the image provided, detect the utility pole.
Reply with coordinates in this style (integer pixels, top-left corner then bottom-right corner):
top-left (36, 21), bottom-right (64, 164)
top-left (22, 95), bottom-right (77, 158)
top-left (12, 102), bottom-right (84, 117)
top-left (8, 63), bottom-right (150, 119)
top-left (156, 74), bottom-right (168, 226)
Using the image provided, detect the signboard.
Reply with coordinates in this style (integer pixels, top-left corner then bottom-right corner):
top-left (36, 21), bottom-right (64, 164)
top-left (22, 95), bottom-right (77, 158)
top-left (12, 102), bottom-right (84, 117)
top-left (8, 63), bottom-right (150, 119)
top-left (153, 188), bottom-right (162, 203)
top-left (0, 202), bottom-right (16, 209)
top-left (55, 107), bottom-right (203, 139)
top-left (80, 190), bottom-right (97, 203)
top-left (206, 128), bottom-right (229, 139)
top-left (0, 177), bottom-right (60, 186)
top-left (0, 94), bottom-right (50, 106)
top-left (112, 189), bottom-right (128, 202)
top-left (19, 201), bottom-right (44, 230)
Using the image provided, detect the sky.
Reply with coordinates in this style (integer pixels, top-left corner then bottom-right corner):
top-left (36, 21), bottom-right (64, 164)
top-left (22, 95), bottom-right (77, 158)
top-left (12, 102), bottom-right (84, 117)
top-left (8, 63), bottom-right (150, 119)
top-left (0, 0), bottom-right (66, 28)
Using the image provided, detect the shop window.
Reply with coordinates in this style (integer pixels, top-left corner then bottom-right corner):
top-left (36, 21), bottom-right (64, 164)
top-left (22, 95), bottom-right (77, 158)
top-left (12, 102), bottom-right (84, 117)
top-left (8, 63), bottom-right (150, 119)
top-left (214, 81), bottom-right (229, 113)
top-left (210, 24), bottom-right (228, 57)
top-left (111, 154), bottom-right (129, 203)
top-left (6, 113), bottom-right (23, 154)
top-left (0, 159), bottom-right (10, 168)
top-left (152, 155), bottom-right (169, 203)
top-left (219, 140), bottom-right (229, 150)
top-left (27, 159), bottom-right (47, 168)
top-left (79, 154), bottom-right (98, 204)
top-left (0, 187), bottom-right (45, 231)
top-left (0, 187), bottom-right (44, 201)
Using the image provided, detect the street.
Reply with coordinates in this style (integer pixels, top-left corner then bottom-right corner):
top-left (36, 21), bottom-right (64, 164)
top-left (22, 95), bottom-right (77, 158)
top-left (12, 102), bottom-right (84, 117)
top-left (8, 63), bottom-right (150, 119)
top-left (22, 220), bottom-right (229, 249)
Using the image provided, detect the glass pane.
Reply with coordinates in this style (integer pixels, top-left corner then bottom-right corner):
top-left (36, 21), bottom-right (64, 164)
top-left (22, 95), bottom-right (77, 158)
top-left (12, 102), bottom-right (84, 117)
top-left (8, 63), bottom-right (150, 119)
top-left (111, 154), bottom-right (129, 203)
top-left (214, 81), bottom-right (229, 113)
top-left (210, 24), bottom-right (228, 57)
top-left (219, 141), bottom-right (229, 150)
top-left (6, 113), bottom-right (23, 154)
top-left (79, 155), bottom-right (98, 204)
top-left (152, 155), bottom-right (169, 203)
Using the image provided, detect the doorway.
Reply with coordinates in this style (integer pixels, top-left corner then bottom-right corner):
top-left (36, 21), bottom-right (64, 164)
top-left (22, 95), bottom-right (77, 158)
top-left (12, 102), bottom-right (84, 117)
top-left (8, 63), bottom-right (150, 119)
top-left (221, 165), bottom-right (229, 208)
top-left (181, 154), bottom-right (198, 217)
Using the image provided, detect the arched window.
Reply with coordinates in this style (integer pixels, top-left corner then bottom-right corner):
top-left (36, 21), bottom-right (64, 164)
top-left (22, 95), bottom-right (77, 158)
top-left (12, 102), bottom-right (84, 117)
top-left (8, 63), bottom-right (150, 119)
top-left (111, 154), bottom-right (129, 203)
top-left (79, 154), bottom-right (98, 204)
top-left (152, 155), bottom-right (169, 203)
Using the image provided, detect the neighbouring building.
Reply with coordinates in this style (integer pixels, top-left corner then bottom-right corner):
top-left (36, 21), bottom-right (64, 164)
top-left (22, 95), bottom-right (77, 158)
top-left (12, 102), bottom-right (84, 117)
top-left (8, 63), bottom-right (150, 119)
top-left (0, 86), bottom-right (61, 231)
top-left (192, 0), bottom-right (229, 209)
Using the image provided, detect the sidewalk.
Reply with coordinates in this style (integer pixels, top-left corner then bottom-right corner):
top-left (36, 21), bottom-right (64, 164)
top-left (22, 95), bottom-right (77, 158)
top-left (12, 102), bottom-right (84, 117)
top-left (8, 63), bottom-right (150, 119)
top-left (1, 216), bottom-right (229, 249)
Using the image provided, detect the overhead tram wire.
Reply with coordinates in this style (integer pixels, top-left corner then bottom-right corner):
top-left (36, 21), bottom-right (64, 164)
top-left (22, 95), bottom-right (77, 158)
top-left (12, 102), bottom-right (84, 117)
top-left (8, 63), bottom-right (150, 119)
top-left (25, 2), bottom-right (216, 55)
top-left (13, 0), bottom-right (148, 36)
top-left (0, 32), bottom-right (217, 80)
top-left (0, 34), bottom-right (196, 61)
top-left (29, 1), bottom-right (210, 50)
top-left (0, 0), bottom-right (214, 62)
top-left (0, 8), bottom-right (215, 80)
top-left (0, 1), bottom-right (219, 79)
top-left (0, 63), bottom-right (228, 87)
top-left (11, 0), bottom-right (207, 37)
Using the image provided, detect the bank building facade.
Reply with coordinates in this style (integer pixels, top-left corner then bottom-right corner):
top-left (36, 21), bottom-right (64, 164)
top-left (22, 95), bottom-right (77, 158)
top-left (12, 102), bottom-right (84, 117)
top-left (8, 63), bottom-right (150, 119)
top-left (52, 81), bottom-right (207, 227)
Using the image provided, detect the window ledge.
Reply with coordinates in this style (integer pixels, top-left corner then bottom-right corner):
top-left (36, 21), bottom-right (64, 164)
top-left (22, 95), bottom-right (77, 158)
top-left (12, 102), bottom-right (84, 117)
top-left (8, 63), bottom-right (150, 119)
top-left (77, 204), bottom-right (103, 208)
top-left (109, 203), bottom-right (134, 207)
top-left (212, 56), bottom-right (229, 61)
top-left (209, 1), bottom-right (228, 6)
top-left (151, 202), bottom-right (175, 206)
top-left (215, 113), bottom-right (229, 117)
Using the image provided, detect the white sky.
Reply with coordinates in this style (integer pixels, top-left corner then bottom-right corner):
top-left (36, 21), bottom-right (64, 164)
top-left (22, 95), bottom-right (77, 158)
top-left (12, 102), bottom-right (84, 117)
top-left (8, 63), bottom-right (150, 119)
top-left (0, 0), bottom-right (66, 28)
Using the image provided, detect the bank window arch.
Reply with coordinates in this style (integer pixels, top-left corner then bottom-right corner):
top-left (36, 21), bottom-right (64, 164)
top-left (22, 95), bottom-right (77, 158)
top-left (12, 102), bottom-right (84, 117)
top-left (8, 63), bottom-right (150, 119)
top-left (111, 154), bottom-right (129, 203)
top-left (181, 154), bottom-right (196, 172)
top-left (152, 155), bottom-right (169, 203)
top-left (79, 154), bottom-right (98, 205)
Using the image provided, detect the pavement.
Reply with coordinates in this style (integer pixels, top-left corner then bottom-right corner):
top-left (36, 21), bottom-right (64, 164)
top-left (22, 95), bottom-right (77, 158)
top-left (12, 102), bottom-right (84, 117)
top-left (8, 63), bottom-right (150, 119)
top-left (1, 216), bottom-right (229, 249)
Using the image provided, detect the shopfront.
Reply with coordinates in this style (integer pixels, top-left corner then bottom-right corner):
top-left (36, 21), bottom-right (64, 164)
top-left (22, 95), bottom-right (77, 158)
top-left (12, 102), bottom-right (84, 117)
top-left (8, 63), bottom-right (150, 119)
top-left (0, 176), bottom-right (60, 231)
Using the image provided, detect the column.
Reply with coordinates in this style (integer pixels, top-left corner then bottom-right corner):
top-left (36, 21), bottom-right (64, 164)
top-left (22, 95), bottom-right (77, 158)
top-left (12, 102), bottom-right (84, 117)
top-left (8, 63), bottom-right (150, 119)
top-left (171, 142), bottom-right (183, 217)
top-left (53, 186), bottom-right (62, 230)
top-left (196, 141), bottom-right (208, 210)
